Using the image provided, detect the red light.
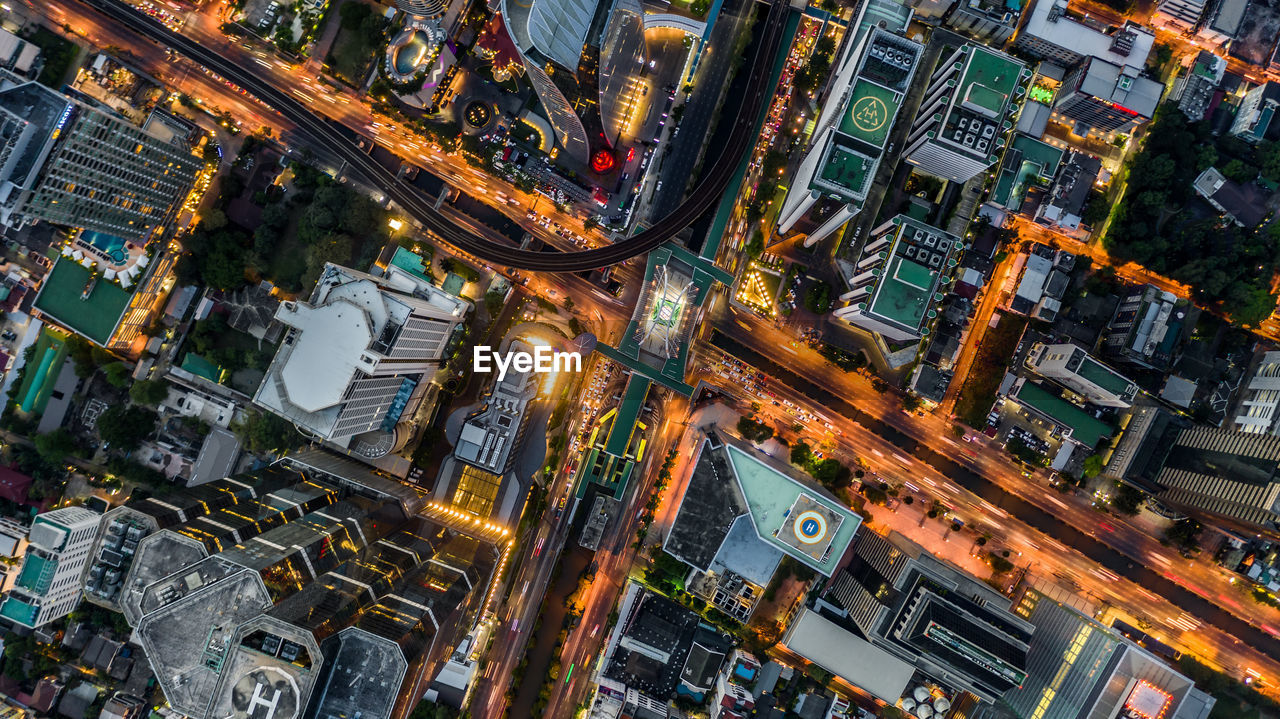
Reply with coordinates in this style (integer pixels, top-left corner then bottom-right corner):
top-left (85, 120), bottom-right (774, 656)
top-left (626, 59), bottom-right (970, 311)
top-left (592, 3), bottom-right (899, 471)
top-left (590, 150), bottom-right (615, 173)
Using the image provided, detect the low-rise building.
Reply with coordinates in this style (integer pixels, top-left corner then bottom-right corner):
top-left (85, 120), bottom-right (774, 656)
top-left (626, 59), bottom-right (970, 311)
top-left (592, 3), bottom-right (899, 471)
top-left (1192, 166), bottom-right (1269, 226)
top-left (1027, 342), bottom-right (1139, 408)
top-left (600, 582), bottom-right (733, 703)
top-left (1103, 284), bottom-right (1197, 371)
top-left (1176, 51), bottom-right (1226, 122)
top-left (1010, 247), bottom-right (1074, 321)
top-left (944, 0), bottom-right (1022, 44)
top-left (1035, 151), bottom-right (1102, 231)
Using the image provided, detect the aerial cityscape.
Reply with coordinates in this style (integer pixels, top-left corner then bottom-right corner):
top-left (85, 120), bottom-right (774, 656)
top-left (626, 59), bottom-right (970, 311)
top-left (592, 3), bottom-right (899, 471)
top-left (0, 0), bottom-right (1277, 716)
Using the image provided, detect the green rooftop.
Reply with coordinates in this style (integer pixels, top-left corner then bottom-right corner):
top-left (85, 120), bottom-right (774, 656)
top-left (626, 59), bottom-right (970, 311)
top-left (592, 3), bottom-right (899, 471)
top-left (605, 375), bottom-right (650, 457)
top-left (724, 443), bottom-right (861, 576)
top-left (838, 78), bottom-right (900, 147)
top-left (992, 134), bottom-right (1063, 210)
top-left (957, 46), bottom-right (1023, 117)
top-left (870, 256), bottom-right (936, 331)
top-left (180, 353), bottom-right (223, 384)
top-left (33, 258), bottom-right (132, 346)
top-left (1014, 382), bottom-right (1113, 449)
top-left (817, 144), bottom-right (874, 201)
top-left (1076, 355), bottom-right (1135, 398)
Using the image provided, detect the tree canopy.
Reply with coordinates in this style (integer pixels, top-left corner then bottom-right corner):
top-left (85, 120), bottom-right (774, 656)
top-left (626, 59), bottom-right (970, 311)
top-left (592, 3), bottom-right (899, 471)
top-left (1104, 106), bottom-right (1278, 326)
top-left (98, 405), bottom-right (158, 451)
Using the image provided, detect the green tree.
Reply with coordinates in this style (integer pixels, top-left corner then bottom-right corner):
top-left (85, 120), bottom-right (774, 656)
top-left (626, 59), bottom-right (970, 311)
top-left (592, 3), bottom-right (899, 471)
top-left (803, 281), bottom-right (833, 313)
top-left (745, 230), bottom-right (765, 258)
top-left (1112, 482), bottom-right (1146, 516)
top-left (34, 429), bottom-right (79, 465)
top-left (1082, 453), bottom-right (1105, 479)
top-left (102, 362), bottom-right (131, 388)
top-left (233, 410), bottom-right (302, 454)
top-left (98, 405), bottom-right (158, 451)
top-left (129, 379), bottom-right (171, 406)
top-left (1165, 518), bottom-right (1203, 553)
top-left (790, 441), bottom-right (812, 467)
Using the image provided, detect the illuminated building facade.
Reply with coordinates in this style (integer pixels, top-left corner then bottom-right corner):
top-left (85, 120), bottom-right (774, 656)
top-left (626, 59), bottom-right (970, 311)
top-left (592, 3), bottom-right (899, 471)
top-left (0, 75), bottom-right (201, 242)
top-left (1000, 588), bottom-right (1215, 719)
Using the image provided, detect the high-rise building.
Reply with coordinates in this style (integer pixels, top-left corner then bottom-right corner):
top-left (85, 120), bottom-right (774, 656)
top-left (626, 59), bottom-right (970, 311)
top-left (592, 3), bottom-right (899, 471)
top-left (125, 452), bottom-right (502, 719)
top-left (999, 589), bottom-right (1215, 719)
top-left (254, 263), bottom-right (468, 459)
top-left (453, 338), bottom-right (539, 476)
top-left (0, 506), bottom-right (100, 629)
top-left (1027, 342), bottom-right (1139, 408)
top-left (776, 25), bottom-right (923, 247)
top-left (1229, 351), bottom-right (1280, 436)
top-left (0, 77), bottom-right (201, 242)
top-left (833, 215), bottom-right (961, 342)
top-left (1014, 0), bottom-right (1154, 70)
top-left (1229, 81), bottom-right (1280, 143)
top-left (904, 44), bottom-right (1028, 183)
top-left (818, 529), bottom-right (1035, 703)
top-left (1052, 57), bottom-right (1162, 136)
top-left (1151, 426), bottom-right (1280, 533)
top-left (79, 464), bottom-right (338, 622)
top-left (944, 0), bottom-right (1023, 44)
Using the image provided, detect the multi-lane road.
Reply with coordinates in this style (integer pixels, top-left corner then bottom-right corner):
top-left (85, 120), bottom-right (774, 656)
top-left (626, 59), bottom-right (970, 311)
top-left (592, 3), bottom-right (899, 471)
top-left (76, 0), bottom-right (793, 271)
top-left (696, 308), bottom-right (1280, 689)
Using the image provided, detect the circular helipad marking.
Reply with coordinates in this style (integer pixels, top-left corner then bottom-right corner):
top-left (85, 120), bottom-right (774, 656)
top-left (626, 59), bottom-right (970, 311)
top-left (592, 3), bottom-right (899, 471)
top-left (794, 510), bottom-right (828, 544)
top-left (850, 96), bottom-right (888, 134)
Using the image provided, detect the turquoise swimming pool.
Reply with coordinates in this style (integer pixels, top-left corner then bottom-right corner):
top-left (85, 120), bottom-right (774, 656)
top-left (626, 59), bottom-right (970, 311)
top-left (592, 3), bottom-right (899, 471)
top-left (81, 230), bottom-right (128, 264)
